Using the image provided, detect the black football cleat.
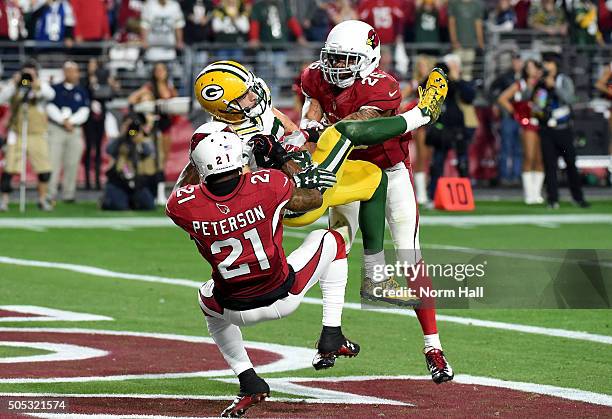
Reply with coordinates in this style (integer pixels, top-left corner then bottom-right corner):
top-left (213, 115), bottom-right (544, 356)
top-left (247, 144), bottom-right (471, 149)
top-left (312, 336), bottom-right (360, 370)
top-left (424, 347), bottom-right (454, 384)
top-left (221, 392), bottom-right (269, 418)
top-left (222, 368), bottom-right (269, 417)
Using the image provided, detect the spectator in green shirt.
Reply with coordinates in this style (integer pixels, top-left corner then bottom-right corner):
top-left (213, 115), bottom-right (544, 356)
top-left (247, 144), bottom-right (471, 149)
top-left (569, 0), bottom-right (604, 45)
top-left (248, 0), bottom-right (306, 46)
top-left (211, 0), bottom-right (250, 60)
top-left (415, 0), bottom-right (441, 54)
top-left (248, 0), bottom-right (307, 99)
top-left (448, 0), bottom-right (484, 81)
top-left (528, 0), bottom-right (567, 36)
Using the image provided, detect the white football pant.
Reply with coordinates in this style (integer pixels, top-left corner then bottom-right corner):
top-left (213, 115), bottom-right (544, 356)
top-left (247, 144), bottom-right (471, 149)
top-left (330, 161), bottom-right (421, 253)
top-left (200, 229), bottom-right (347, 375)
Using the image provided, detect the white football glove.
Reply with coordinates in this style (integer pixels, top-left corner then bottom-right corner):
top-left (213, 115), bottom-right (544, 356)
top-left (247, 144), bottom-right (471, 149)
top-left (299, 118), bottom-right (325, 131)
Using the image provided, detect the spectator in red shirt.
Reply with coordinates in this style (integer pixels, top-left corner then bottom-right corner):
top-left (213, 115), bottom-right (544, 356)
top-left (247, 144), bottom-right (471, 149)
top-left (402, 0), bottom-right (416, 42)
top-left (438, 0), bottom-right (449, 42)
top-left (358, 0), bottom-right (405, 45)
top-left (514, 0), bottom-right (531, 29)
top-left (0, 0), bottom-right (26, 41)
top-left (71, 0), bottom-right (110, 42)
top-left (327, 0), bottom-right (359, 25)
top-left (599, 0), bottom-right (612, 43)
top-left (116, 0), bottom-right (144, 42)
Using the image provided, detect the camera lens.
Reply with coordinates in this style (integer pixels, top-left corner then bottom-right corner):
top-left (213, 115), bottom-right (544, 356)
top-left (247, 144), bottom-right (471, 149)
top-left (20, 72), bottom-right (33, 87)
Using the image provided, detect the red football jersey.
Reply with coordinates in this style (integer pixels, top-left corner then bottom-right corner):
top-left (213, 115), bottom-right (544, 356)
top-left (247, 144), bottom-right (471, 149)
top-left (358, 0), bottom-right (405, 44)
top-left (166, 169), bottom-right (293, 301)
top-left (301, 62), bottom-right (411, 169)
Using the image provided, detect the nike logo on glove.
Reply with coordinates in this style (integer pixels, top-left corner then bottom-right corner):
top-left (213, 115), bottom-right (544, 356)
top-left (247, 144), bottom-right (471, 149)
top-left (389, 90), bottom-right (398, 97)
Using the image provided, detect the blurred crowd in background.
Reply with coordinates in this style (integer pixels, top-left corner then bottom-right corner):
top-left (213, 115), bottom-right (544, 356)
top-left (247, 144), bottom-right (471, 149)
top-left (1, 0), bottom-right (611, 48)
top-left (0, 0), bottom-right (611, 212)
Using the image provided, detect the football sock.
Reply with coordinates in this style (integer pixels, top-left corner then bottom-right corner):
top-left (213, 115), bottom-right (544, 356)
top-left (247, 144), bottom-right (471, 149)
top-left (358, 170), bottom-right (387, 253)
top-left (400, 106), bottom-right (431, 132)
top-left (415, 307), bottom-right (438, 336)
top-left (533, 171), bottom-right (544, 201)
top-left (522, 171), bottom-right (532, 203)
top-left (318, 325), bottom-right (345, 353)
top-left (205, 316), bottom-right (253, 376)
top-left (423, 333), bottom-right (442, 351)
top-left (319, 259), bottom-right (347, 327)
top-left (364, 250), bottom-right (387, 282)
top-left (414, 172), bottom-right (428, 203)
top-left (238, 368), bottom-right (270, 395)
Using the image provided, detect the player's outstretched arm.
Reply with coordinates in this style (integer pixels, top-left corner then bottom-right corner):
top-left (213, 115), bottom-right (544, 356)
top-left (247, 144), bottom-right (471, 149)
top-left (333, 105), bottom-right (432, 148)
top-left (334, 115), bottom-right (408, 147)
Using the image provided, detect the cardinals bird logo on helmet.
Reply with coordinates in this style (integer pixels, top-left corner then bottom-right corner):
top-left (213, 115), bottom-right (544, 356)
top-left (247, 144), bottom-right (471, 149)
top-left (366, 29), bottom-right (380, 50)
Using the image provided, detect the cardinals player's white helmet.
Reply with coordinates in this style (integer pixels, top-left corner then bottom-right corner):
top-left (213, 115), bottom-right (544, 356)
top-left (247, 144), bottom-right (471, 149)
top-left (320, 20), bottom-right (382, 89)
top-left (190, 122), bottom-right (243, 182)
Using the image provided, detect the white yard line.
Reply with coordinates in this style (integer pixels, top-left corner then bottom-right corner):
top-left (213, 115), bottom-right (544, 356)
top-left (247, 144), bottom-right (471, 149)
top-left (0, 213), bottom-right (610, 230)
top-left (0, 256), bottom-right (610, 345)
top-left (282, 375), bottom-right (612, 407)
top-left (0, 306), bottom-right (113, 323)
top-left (1, 372), bottom-right (611, 407)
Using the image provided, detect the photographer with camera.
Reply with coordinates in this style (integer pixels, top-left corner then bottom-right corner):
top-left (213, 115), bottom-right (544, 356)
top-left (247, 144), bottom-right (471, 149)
top-left (0, 60), bottom-right (55, 212)
top-left (100, 112), bottom-right (156, 211)
top-left (532, 54), bottom-right (589, 209)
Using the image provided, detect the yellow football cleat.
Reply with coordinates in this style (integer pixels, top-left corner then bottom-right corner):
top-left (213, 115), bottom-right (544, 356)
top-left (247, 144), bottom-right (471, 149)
top-left (417, 67), bottom-right (449, 125)
top-left (360, 276), bottom-right (421, 308)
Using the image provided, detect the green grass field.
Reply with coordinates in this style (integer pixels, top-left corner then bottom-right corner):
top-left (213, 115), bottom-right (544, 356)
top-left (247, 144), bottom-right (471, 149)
top-left (0, 200), bottom-right (610, 416)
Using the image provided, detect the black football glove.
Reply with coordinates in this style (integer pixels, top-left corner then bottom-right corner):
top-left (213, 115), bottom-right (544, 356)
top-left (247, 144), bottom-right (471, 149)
top-left (250, 133), bottom-right (290, 169)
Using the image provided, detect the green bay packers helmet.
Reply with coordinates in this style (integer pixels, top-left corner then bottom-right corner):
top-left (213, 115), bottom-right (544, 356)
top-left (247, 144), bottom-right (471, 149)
top-left (194, 60), bottom-right (270, 124)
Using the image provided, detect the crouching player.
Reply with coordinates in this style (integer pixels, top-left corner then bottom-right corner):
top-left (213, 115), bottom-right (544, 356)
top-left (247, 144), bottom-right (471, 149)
top-left (166, 128), bottom-right (357, 417)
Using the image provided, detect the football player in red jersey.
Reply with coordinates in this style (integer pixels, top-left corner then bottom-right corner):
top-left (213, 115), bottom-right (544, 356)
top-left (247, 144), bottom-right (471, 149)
top-left (166, 122), bottom-right (359, 417)
top-left (300, 19), bottom-right (454, 383)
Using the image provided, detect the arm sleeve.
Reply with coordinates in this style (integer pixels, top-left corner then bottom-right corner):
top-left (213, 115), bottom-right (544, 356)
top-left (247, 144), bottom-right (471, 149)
top-left (46, 102), bottom-right (65, 124)
top-left (63, 2), bottom-right (75, 27)
top-left (235, 15), bottom-right (250, 33)
top-left (69, 106), bottom-right (90, 125)
top-left (0, 82), bottom-right (16, 104)
top-left (249, 19), bottom-right (260, 40)
top-left (287, 16), bottom-right (303, 38)
top-left (211, 11), bottom-right (225, 33)
top-left (141, 6), bottom-right (151, 29)
top-left (38, 82), bottom-right (56, 101)
top-left (556, 75), bottom-right (575, 105)
top-left (174, 4), bottom-right (186, 29)
top-left (68, 88), bottom-right (90, 125)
